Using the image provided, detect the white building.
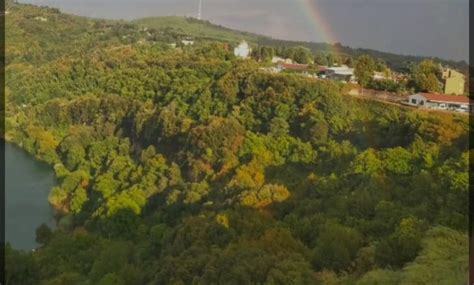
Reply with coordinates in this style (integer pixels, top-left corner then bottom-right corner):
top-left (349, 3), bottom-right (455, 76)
top-left (181, 40), bottom-right (194, 46)
top-left (234, 41), bottom-right (252, 59)
top-left (34, 16), bottom-right (48, 22)
top-left (408, 93), bottom-right (472, 113)
top-left (271, 56), bottom-right (293, 64)
top-left (325, 65), bottom-right (356, 83)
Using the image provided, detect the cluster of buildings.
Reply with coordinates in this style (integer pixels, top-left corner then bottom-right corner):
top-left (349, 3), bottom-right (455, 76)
top-left (234, 40), bottom-right (471, 114)
top-left (265, 61), bottom-right (397, 85)
top-left (407, 68), bottom-right (469, 113)
top-left (407, 92), bottom-right (472, 113)
top-left (269, 61), bottom-right (357, 83)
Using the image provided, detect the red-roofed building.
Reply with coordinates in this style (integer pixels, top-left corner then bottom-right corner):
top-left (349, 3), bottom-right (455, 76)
top-left (408, 92), bottom-right (473, 113)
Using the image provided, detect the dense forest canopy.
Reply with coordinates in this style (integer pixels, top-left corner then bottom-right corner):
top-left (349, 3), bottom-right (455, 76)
top-left (5, 1), bottom-right (470, 284)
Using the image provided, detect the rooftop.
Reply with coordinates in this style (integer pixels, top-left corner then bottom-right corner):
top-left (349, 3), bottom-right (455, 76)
top-left (327, 65), bottom-right (354, 75)
top-left (416, 93), bottom-right (471, 104)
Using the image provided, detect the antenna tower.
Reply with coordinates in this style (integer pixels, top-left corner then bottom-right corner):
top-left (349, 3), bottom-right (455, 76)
top-left (198, 0), bottom-right (202, 20)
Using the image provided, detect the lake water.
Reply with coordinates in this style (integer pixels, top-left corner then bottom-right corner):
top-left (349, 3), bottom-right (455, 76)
top-left (5, 143), bottom-right (57, 250)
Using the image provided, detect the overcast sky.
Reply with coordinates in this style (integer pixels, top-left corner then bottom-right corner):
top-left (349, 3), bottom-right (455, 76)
top-left (21, 0), bottom-right (469, 62)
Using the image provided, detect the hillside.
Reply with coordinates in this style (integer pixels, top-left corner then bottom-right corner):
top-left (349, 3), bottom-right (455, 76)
top-left (132, 16), bottom-right (264, 44)
top-left (7, 0), bottom-right (468, 72)
top-left (6, 1), bottom-right (134, 65)
top-left (133, 15), bottom-right (468, 73)
top-left (5, 2), bottom-right (469, 285)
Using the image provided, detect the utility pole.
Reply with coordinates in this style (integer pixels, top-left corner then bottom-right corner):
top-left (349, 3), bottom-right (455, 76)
top-left (197, 0), bottom-right (202, 20)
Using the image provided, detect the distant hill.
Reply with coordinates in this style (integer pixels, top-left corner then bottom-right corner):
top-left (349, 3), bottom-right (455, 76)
top-left (132, 16), bottom-right (264, 44)
top-left (8, 0), bottom-right (468, 73)
top-left (133, 16), bottom-right (468, 73)
top-left (5, 1), bottom-right (175, 66)
top-left (6, 1), bottom-right (130, 65)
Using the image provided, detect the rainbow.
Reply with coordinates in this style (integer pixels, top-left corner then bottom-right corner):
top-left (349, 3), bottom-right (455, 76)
top-left (297, 0), bottom-right (342, 55)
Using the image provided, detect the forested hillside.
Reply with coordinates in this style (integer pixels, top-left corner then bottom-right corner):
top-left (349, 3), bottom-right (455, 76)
top-left (5, 2), bottom-right (470, 284)
top-left (132, 16), bottom-right (262, 44)
top-left (132, 15), bottom-right (468, 73)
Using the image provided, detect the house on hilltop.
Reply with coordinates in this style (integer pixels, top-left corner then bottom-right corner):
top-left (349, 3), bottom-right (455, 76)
top-left (234, 41), bottom-right (251, 59)
top-left (181, 39), bottom-right (194, 46)
top-left (180, 36), bottom-right (195, 46)
top-left (408, 92), bottom-right (472, 113)
top-left (34, 16), bottom-right (48, 22)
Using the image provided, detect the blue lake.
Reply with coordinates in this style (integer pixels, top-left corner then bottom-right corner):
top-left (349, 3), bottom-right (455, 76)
top-left (5, 143), bottom-right (57, 250)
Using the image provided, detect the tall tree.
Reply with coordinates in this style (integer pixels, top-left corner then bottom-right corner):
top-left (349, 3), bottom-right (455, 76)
top-left (410, 60), bottom-right (442, 92)
top-left (354, 55), bottom-right (376, 87)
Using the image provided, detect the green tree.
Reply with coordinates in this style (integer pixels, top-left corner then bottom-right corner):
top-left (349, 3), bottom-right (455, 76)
top-left (375, 217), bottom-right (427, 268)
top-left (314, 52), bottom-right (328, 66)
top-left (292, 47), bottom-right (313, 64)
top-left (410, 59), bottom-right (442, 92)
top-left (36, 223), bottom-right (53, 245)
top-left (357, 269), bottom-right (400, 285)
top-left (70, 187), bottom-right (89, 214)
top-left (399, 227), bottom-right (468, 284)
top-left (352, 149), bottom-right (382, 176)
top-left (312, 222), bottom-right (363, 271)
top-left (354, 55), bottom-right (376, 87)
top-left (383, 147), bottom-right (413, 175)
top-left (240, 184), bottom-right (290, 208)
top-left (5, 244), bottom-right (39, 284)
